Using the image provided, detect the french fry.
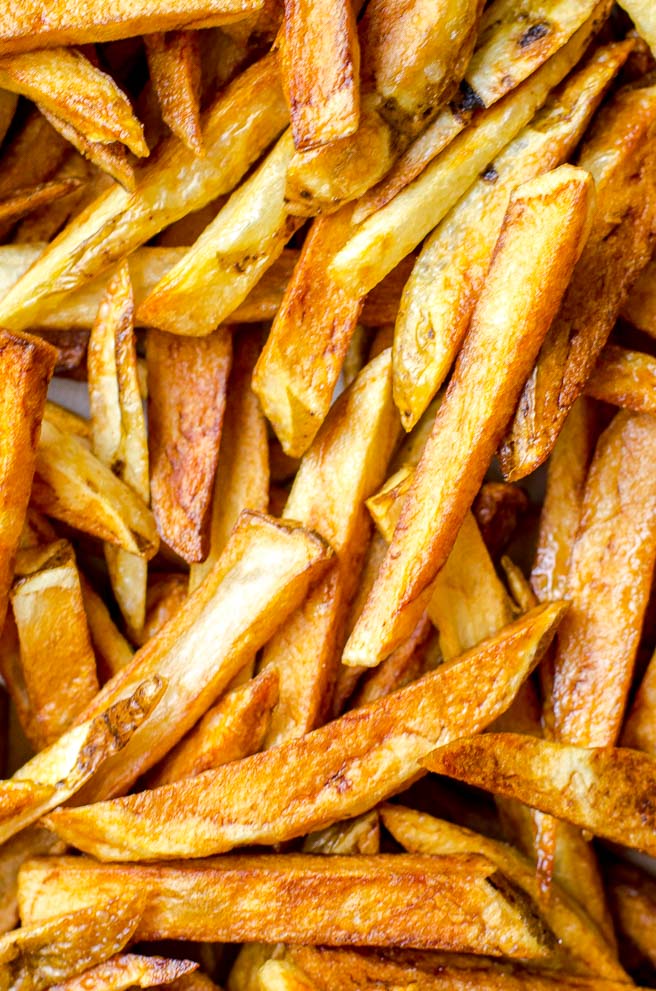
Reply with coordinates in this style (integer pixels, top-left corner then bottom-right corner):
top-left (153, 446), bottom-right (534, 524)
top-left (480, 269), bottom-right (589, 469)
top-left (147, 328), bottom-right (232, 562)
top-left (258, 349), bottom-right (400, 745)
top-left (0, 178), bottom-right (84, 227)
top-left (252, 206), bottom-right (362, 457)
top-left (14, 153), bottom-right (93, 244)
top-left (89, 262), bottom-right (150, 638)
top-left (584, 344), bottom-right (656, 412)
top-left (500, 78), bottom-right (656, 480)
top-left (0, 111), bottom-right (69, 201)
top-left (45, 602), bottom-right (563, 859)
top-left (422, 733), bottom-right (656, 857)
top-left (607, 863), bottom-right (656, 969)
top-left (0, 676), bottom-right (164, 845)
top-left (392, 41), bottom-right (630, 429)
top-left (80, 576), bottom-right (134, 681)
top-left (0, 611), bottom-right (36, 748)
top-left (618, 1), bottom-right (656, 55)
top-left (282, 0), bottom-right (359, 151)
top-left (0, 1), bottom-right (266, 54)
top-left (356, 0), bottom-right (610, 220)
top-left (380, 805), bottom-right (626, 980)
top-left (622, 258), bottom-right (656, 337)
top-left (624, 643), bottom-right (656, 755)
top-left (351, 614), bottom-right (435, 708)
top-left (50, 954), bottom-right (198, 991)
top-left (141, 574), bottom-right (188, 644)
top-left (146, 30), bottom-right (203, 154)
top-left (10, 540), bottom-right (100, 747)
top-left (258, 960), bottom-right (318, 991)
top-left (0, 331), bottom-right (56, 632)
top-left (0, 827), bottom-right (62, 935)
top-left (344, 166), bottom-right (593, 667)
top-left (328, 15), bottom-right (602, 299)
top-left (0, 48), bottom-right (148, 155)
top-left (37, 104), bottom-right (139, 191)
top-left (189, 332), bottom-right (269, 592)
top-left (473, 483), bottom-right (529, 561)
top-left (149, 667), bottom-right (278, 786)
top-left (18, 853), bottom-right (556, 957)
top-left (0, 896), bottom-right (143, 991)
top-left (0, 54), bottom-right (288, 332)
top-left (228, 945), bottom-right (276, 991)
top-left (303, 811), bottom-right (380, 856)
top-left (137, 130), bottom-right (302, 336)
top-left (32, 417), bottom-right (159, 558)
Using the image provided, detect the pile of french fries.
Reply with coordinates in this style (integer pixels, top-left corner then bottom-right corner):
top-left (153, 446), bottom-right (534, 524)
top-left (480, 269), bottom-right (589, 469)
top-left (4, 0), bottom-right (656, 988)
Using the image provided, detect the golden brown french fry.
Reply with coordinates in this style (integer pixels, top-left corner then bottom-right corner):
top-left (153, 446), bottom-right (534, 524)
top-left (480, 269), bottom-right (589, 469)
top-left (141, 573), bottom-right (188, 644)
top-left (80, 576), bottom-right (134, 681)
top-left (0, 827), bottom-right (62, 935)
top-left (0, 1), bottom-right (265, 54)
top-left (45, 602), bottom-right (563, 859)
top-left (500, 79), bottom-right (656, 480)
top-left (0, 676), bottom-right (163, 845)
top-left (618, 1), bottom-right (656, 54)
top-left (380, 805), bottom-right (625, 980)
top-left (146, 30), bottom-right (203, 154)
top-left (0, 54), bottom-right (287, 331)
top-left (0, 89), bottom-right (16, 147)
top-left (147, 328), bottom-right (232, 562)
top-left (0, 895), bottom-right (143, 991)
top-left (282, 0), bottom-right (359, 151)
top-left (149, 667), bottom-right (278, 786)
top-left (624, 645), bottom-right (656, 755)
top-left (89, 262), bottom-right (150, 637)
top-left (18, 853), bottom-right (555, 957)
top-left (13, 152), bottom-right (93, 244)
top-left (0, 111), bottom-right (69, 201)
top-left (622, 258), bottom-right (656, 337)
top-left (0, 177), bottom-right (84, 226)
top-left (38, 104), bottom-right (139, 191)
top-left (584, 344), bottom-right (656, 412)
top-left (229, 946), bottom-right (276, 991)
top-left (44, 400), bottom-right (91, 441)
top-left (549, 411), bottom-right (656, 747)
top-left (10, 540), bottom-right (99, 747)
top-left (422, 733), bottom-right (656, 857)
top-left (258, 960), bottom-right (318, 991)
top-left (607, 863), bottom-right (656, 969)
top-left (259, 349), bottom-right (400, 745)
top-left (473, 483), bottom-right (529, 561)
top-left (50, 954), bottom-right (198, 991)
top-left (0, 330), bottom-right (56, 632)
top-left (303, 811), bottom-right (380, 856)
top-left (328, 17), bottom-right (602, 299)
top-left (356, 0), bottom-right (610, 220)
top-left (344, 166), bottom-right (593, 667)
top-left (392, 41), bottom-right (631, 429)
top-left (0, 48), bottom-right (147, 155)
top-left (138, 130), bottom-right (301, 336)
top-left (500, 558), bottom-right (536, 614)
top-left (54, 512), bottom-right (331, 804)
top-left (189, 332), bottom-right (269, 592)
top-left (351, 614), bottom-right (435, 708)
top-left (32, 417), bottom-right (159, 558)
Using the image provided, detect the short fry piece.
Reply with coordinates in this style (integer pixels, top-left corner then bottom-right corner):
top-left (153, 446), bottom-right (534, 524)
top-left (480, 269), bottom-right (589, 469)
top-left (50, 954), bottom-right (198, 991)
top-left (423, 734), bottom-right (656, 857)
top-left (344, 166), bottom-right (593, 667)
top-left (147, 328), bottom-right (232, 562)
top-left (146, 31), bottom-right (203, 154)
top-left (18, 853), bottom-right (555, 957)
top-left (45, 602), bottom-right (564, 859)
top-left (584, 344), bottom-right (656, 412)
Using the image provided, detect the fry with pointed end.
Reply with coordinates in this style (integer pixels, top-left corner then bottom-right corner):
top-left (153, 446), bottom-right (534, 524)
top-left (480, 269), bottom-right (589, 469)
top-left (422, 733), bottom-right (656, 858)
top-left (146, 31), bottom-right (203, 154)
top-left (259, 349), bottom-right (400, 746)
top-left (500, 78), bottom-right (656, 480)
top-left (149, 667), bottom-right (278, 786)
top-left (10, 540), bottom-right (99, 747)
top-left (50, 954), bottom-right (198, 991)
top-left (189, 332), bottom-right (269, 592)
top-left (380, 804), bottom-right (626, 981)
top-left (80, 576), bottom-right (134, 681)
top-left (282, 0), bottom-right (359, 151)
top-left (0, 676), bottom-right (164, 846)
top-left (147, 328), bottom-right (232, 562)
top-left (0, 54), bottom-right (287, 332)
top-left (392, 41), bottom-right (630, 430)
top-left (584, 344), bottom-right (656, 413)
top-left (344, 166), bottom-right (593, 668)
top-left (0, 330), bottom-right (56, 631)
top-left (89, 262), bottom-right (149, 639)
top-left (38, 104), bottom-right (139, 191)
top-left (17, 853), bottom-right (556, 958)
top-left (138, 130), bottom-right (301, 336)
top-left (45, 602), bottom-right (563, 859)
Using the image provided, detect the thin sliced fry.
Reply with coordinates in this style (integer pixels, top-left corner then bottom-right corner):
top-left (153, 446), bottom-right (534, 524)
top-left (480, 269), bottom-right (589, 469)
top-left (147, 328), bottom-right (232, 562)
top-left (0, 178), bottom-right (84, 227)
top-left (423, 734), bottom-right (656, 857)
top-left (45, 602), bottom-right (563, 859)
top-left (344, 166), bottom-right (593, 667)
top-left (50, 954), bottom-right (198, 991)
top-left (18, 853), bottom-right (555, 957)
top-left (146, 30), bottom-right (203, 154)
top-left (0, 54), bottom-right (287, 332)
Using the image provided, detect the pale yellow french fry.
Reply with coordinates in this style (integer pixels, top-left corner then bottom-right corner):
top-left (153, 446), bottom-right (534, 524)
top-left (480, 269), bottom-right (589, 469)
top-left (0, 54), bottom-right (287, 331)
top-left (138, 129), bottom-right (301, 336)
top-left (257, 960), bottom-right (318, 991)
top-left (45, 603), bottom-right (563, 859)
top-left (344, 167), bottom-right (593, 667)
top-left (259, 349), bottom-right (400, 746)
top-left (146, 30), bottom-right (203, 154)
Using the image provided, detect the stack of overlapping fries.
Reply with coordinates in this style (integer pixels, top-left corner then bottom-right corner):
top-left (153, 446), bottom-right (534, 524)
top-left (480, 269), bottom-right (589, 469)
top-left (3, 0), bottom-right (656, 987)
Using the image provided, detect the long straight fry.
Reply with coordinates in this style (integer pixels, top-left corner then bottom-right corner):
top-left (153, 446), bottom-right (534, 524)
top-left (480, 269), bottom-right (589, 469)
top-left (344, 166), bottom-right (593, 667)
top-left (0, 54), bottom-right (287, 332)
top-left (46, 602), bottom-right (563, 859)
top-left (18, 853), bottom-right (555, 958)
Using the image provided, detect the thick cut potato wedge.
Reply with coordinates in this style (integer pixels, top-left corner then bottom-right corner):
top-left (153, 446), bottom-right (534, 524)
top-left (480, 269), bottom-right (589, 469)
top-left (146, 30), bottom-right (203, 154)
top-left (18, 853), bottom-right (555, 957)
top-left (344, 167), bottom-right (593, 667)
top-left (45, 603), bottom-right (563, 859)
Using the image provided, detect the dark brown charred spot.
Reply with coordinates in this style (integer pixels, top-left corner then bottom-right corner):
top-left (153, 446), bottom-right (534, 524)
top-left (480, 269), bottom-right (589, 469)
top-left (451, 80), bottom-right (485, 117)
top-left (482, 165), bottom-right (499, 184)
top-left (518, 22), bottom-right (550, 48)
